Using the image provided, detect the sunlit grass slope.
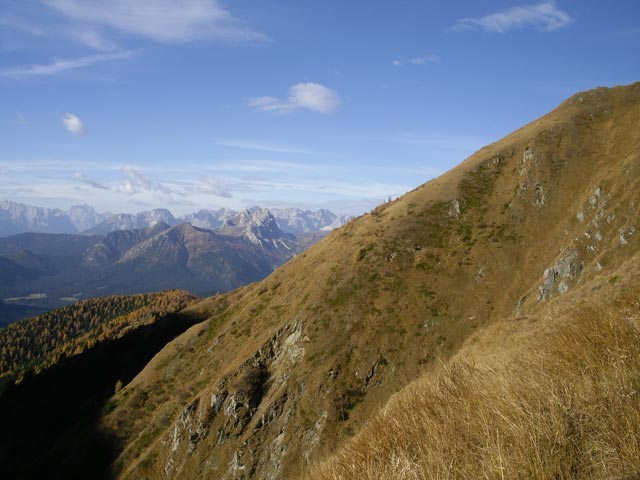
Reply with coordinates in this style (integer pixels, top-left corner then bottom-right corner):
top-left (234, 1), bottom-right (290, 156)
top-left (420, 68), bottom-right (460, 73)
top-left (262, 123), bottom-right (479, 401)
top-left (308, 281), bottom-right (640, 479)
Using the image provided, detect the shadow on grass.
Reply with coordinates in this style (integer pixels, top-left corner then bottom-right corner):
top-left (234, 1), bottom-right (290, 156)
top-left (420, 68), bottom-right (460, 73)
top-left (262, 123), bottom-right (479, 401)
top-left (0, 310), bottom-right (207, 480)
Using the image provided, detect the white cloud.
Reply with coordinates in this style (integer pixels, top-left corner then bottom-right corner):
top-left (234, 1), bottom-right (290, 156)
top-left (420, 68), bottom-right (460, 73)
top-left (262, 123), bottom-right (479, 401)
top-left (0, 159), bottom-right (122, 173)
top-left (43, 0), bottom-right (265, 44)
top-left (231, 177), bottom-right (411, 201)
top-left (72, 172), bottom-right (109, 190)
top-left (70, 27), bottom-right (117, 51)
top-left (203, 159), bottom-right (348, 174)
top-left (217, 140), bottom-right (319, 155)
top-left (116, 179), bottom-right (137, 195)
top-left (0, 50), bottom-right (135, 78)
top-left (450, 1), bottom-right (572, 33)
top-left (116, 166), bottom-right (181, 199)
top-left (197, 177), bottom-right (233, 197)
top-left (249, 97), bottom-right (286, 112)
top-left (392, 54), bottom-right (440, 67)
top-left (249, 83), bottom-right (340, 115)
top-left (61, 113), bottom-right (86, 136)
top-left (371, 131), bottom-right (492, 152)
top-left (12, 113), bottom-right (27, 125)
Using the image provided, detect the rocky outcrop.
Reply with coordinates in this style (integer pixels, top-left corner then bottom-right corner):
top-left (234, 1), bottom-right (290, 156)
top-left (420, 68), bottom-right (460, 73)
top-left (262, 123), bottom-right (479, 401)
top-left (538, 248), bottom-right (582, 300)
top-left (159, 322), bottom-right (307, 480)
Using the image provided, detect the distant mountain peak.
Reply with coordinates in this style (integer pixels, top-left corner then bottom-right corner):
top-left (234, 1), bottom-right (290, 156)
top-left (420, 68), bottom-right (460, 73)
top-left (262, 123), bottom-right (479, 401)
top-left (146, 221), bottom-right (172, 236)
top-left (0, 201), bottom-right (78, 237)
top-left (269, 206), bottom-right (350, 233)
top-left (220, 208), bottom-right (296, 253)
top-left (85, 209), bottom-right (177, 235)
top-left (1, 201), bottom-right (347, 238)
top-left (67, 204), bottom-right (106, 232)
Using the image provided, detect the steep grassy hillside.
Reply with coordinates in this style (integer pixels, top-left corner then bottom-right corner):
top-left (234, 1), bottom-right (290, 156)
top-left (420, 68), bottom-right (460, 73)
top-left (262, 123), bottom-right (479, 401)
top-left (308, 280), bottom-right (640, 479)
top-left (96, 82), bottom-right (640, 479)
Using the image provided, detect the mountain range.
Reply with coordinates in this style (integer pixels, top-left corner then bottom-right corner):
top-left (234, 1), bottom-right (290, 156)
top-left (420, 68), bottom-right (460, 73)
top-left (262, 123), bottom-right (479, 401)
top-left (0, 209), bottom-right (317, 322)
top-left (0, 202), bottom-right (350, 237)
top-left (1, 83), bottom-right (639, 479)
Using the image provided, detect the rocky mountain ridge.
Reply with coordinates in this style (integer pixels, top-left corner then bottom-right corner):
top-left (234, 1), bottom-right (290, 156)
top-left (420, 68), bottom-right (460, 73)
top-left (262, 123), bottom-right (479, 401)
top-left (84, 209), bottom-right (177, 235)
top-left (0, 200), bottom-right (82, 237)
top-left (219, 208), bottom-right (297, 259)
top-left (0, 203), bottom-right (350, 237)
top-left (269, 207), bottom-right (347, 233)
top-left (0, 211), bottom-right (307, 323)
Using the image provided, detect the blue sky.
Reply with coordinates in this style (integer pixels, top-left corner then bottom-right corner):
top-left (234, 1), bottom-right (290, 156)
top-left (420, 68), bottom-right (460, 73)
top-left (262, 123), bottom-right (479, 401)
top-left (1, 1), bottom-right (638, 215)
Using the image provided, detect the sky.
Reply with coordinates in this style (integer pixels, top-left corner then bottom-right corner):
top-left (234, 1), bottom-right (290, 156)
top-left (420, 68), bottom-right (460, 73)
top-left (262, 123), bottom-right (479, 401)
top-left (1, 1), bottom-right (639, 216)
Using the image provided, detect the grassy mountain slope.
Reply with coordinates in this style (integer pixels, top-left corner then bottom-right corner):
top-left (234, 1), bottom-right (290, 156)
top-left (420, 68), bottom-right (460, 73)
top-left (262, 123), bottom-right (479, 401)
top-left (90, 82), bottom-right (640, 478)
top-left (308, 279), bottom-right (640, 479)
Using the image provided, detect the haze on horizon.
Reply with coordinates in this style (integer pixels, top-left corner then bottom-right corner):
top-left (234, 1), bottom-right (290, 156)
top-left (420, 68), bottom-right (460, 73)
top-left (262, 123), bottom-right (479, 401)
top-left (1, 0), bottom-right (638, 216)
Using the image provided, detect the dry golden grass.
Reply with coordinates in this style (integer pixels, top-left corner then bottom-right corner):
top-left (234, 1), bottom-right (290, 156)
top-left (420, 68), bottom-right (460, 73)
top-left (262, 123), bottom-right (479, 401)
top-left (308, 289), bottom-right (640, 480)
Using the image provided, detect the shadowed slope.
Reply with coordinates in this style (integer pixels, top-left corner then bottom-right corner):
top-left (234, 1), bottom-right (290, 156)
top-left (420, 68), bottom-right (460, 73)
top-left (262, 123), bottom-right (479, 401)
top-left (0, 305), bottom-right (207, 480)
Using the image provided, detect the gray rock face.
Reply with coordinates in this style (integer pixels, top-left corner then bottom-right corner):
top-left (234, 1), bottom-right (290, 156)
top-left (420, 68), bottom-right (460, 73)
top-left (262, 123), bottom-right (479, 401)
top-left (269, 208), bottom-right (349, 234)
top-left (219, 209), bottom-right (297, 260)
top-left (538, 248), bottom-right (582, 301)
top-left (517, 146), bottom-right (548, 209)
top-left (448, 199), bottom-right (461, 218)
top-left (138, 209), bottom-right (177, 228)
top-left (67, 205), bottom-right (106, 232)
top-left (86, 209), bottom-right (177, 234)
top-left (180, 208), bottom-right (238, 230)
top-left (160, 322), bottom-right (305, 480)
top-left (0, 201), bottom-right (78, 237)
